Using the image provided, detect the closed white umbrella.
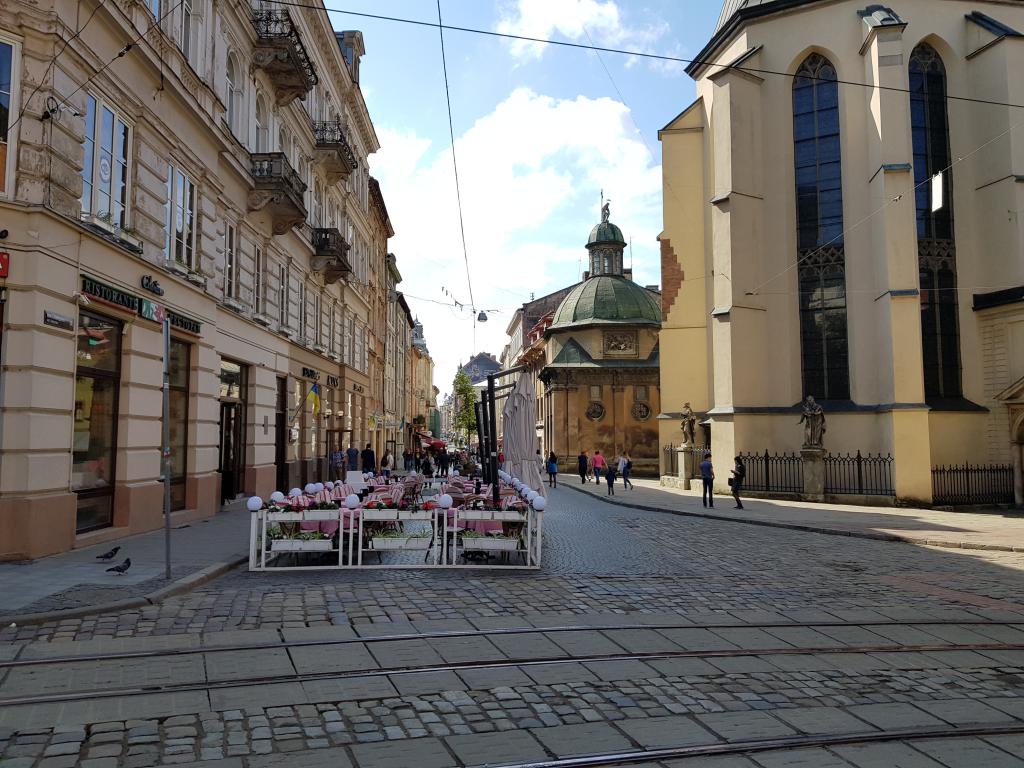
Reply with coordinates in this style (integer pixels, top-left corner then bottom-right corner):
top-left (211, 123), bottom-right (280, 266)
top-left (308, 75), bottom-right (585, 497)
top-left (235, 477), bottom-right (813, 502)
top-left (504, 372), bottom-right (544, 497)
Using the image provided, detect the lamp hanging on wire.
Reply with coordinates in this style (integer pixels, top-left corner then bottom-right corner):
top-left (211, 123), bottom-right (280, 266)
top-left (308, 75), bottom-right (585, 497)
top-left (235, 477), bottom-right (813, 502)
top-left (477, 310), bottom-right (488, 322)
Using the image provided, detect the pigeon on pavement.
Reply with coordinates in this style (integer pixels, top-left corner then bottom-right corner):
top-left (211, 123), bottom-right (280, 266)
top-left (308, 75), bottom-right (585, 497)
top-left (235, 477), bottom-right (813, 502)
top-left (106, 558), bottom-right (131, 575)
top-left (96, 546), bottom-right (120, 561)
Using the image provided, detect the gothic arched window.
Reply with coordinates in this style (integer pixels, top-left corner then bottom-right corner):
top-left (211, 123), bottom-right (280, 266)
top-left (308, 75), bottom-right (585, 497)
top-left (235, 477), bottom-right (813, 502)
top-left (793, 53), bottom-right (849, 401)
top-left (910, 42), bottom-right (961, 399)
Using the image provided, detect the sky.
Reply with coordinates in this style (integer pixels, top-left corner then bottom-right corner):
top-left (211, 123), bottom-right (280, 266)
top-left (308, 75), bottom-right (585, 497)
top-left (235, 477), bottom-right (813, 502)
top-left (322, 0), bottom-right (722, 397)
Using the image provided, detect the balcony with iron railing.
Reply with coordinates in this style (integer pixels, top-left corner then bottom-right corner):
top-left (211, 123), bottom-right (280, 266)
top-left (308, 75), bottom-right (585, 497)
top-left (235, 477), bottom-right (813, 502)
top-left (248, 153), bottom-right (307, 234)
top-left (250, 10), bottom-right (318, 106)
top-left (312, 227), bottom-right (352, 284)
top-left (312, 121), bottom-right (358, 184)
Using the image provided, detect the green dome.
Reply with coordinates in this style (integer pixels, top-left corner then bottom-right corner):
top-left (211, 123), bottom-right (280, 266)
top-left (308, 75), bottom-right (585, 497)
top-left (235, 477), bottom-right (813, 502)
top-left (550, 276), bottom-right (661, 329)
top-left (587, 221), bottom-right (625, 246)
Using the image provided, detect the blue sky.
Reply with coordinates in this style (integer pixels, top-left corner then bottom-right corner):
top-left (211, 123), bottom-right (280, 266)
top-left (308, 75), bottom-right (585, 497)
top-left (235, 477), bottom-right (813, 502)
top-left (323, 1), bottom-right (722, 395)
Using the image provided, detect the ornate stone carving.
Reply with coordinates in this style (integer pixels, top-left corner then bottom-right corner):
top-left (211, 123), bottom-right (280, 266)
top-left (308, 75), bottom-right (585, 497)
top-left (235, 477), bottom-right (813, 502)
top-left (603, 330), bottom-right (638, 357)
top-left (585, 401), bottom-right (606, 421)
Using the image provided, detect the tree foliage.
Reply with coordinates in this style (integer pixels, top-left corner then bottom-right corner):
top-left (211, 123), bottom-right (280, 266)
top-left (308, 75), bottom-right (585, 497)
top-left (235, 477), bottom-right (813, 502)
top-left (452, 369), bottom-right (478, 440)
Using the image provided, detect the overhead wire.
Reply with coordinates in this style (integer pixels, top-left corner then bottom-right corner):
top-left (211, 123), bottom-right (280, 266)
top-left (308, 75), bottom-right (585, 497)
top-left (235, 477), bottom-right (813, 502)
top-left (16, 0), bottom-right (107, 126)
top-left (8, 0), bottom-right (186, 135)
top-left (268, 0), bottom-right (1024, 112)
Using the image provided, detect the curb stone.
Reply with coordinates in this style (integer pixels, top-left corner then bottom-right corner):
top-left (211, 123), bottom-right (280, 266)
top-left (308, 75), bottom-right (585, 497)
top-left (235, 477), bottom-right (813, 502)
top-left (561, 481), bottom-right (1022, 554)
top-left (2, 553), bottom-right (248, 627)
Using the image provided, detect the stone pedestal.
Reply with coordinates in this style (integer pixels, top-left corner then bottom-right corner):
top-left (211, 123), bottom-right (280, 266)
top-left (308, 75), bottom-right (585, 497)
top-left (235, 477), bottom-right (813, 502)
top-left (678, 444), bottom-right (693, 490)
top-left (801, 448), bottom-right (825, 502)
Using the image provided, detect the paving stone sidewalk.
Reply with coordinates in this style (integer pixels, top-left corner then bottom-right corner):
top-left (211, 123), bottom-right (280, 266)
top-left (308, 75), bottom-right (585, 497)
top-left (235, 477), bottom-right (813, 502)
top-left (563, 475), bottom-right (1024, 551)
top-left (0, 508), bottom-right (250, 619)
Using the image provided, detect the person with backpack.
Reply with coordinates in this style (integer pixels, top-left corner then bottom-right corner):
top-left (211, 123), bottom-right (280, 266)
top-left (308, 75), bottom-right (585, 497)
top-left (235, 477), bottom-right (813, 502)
top-left (546, 452), bottom-right (559, 488)
top-left (730, 455), bottom-right (746, 509)
top-left (619, 453), bottom-right (634, 490)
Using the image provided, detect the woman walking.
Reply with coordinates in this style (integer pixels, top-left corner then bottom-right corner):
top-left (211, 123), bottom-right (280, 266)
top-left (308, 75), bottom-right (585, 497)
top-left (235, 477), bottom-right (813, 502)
top-left (730, 455), bottom-right (745, 509)
top-left (577, 450), bottom-right (588, 484)
top-left (380, 450), bottom-right (393, 481)
top-left (546, 452), bottom-right (559, 488)
top-left (592, 450), bottom-right (606, 483)
top-left (618, 453), bottom-right (634, 490)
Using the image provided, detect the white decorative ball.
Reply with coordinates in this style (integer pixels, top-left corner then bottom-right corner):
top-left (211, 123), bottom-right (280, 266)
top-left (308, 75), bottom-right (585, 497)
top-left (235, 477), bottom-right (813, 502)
top-left (304, 483), bottom-right (316, 494)
top-left (270, 491), bottom-right (285, 503)
top-left (438, 494), bottom-right (453, 509)
top-left (532, 496), bottom-right (547, 511)
top-left (246, 496), bottom-right (263, 512)
top-left (325, 481), bottom-right (335, 490)
top-left (290, 488), bottom-right (303, 498)
top-left (345, 494), bottom-right (360, 509)
top-left (315, 483), bottom-right (325, 492)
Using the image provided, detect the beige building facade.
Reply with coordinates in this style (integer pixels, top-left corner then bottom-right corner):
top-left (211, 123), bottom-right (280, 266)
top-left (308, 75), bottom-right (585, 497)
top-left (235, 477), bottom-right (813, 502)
top-left (659, 0), bottom-right (1024, 503)
top-left (0, 0), bottom-right (406, 558)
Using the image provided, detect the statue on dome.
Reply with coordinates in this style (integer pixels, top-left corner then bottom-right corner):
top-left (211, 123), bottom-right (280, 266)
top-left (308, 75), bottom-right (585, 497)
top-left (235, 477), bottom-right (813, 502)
top-left (601, 200), bottom-right (611, 223)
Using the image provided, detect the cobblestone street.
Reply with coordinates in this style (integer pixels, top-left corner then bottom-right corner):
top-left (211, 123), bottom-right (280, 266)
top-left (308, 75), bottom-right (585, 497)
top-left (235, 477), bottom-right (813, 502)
top-left (3, 488), bottom-right (1024, 767)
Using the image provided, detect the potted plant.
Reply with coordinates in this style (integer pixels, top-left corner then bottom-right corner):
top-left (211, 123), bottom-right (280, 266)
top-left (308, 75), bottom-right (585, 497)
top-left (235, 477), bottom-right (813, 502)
top-left (461, 530), bottom-right (519, 551)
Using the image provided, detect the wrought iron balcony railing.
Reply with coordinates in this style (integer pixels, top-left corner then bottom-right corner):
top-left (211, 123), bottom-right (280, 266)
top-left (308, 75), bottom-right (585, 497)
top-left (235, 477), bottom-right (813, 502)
top-left (248, 152), bottom-right (307, 234)
top-left (250, 10), bottom-right (318, 106)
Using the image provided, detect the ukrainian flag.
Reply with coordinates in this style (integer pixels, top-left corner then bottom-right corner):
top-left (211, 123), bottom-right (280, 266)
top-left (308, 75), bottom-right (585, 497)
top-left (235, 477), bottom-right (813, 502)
top-left (306, 383), bottom-right (321, 415)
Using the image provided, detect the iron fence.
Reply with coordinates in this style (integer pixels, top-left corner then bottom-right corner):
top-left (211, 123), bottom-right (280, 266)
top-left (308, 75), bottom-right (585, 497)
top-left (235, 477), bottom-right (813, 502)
top-left (932, 464), bottom-right (1015, 506)
top-left (824, 452), bottom-right (895, 496)
top-left (662, 444), bottom-right (678, 476)
top-left (738, 451), bottom-right (803, 494)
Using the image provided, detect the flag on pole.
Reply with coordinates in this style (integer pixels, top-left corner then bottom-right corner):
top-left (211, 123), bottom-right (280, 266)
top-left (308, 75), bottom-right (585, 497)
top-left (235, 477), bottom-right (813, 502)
top-left (306, 383), bottom-right (321, 415)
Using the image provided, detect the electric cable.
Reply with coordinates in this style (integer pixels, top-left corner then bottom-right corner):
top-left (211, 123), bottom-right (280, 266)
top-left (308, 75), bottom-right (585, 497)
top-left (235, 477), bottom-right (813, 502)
top-left (266, 0), bottom-right (1024, 112)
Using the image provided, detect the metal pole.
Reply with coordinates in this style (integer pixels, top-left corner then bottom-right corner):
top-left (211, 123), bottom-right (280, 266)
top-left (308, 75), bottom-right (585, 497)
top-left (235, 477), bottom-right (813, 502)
top-left (162, 315), bottom-right (172, 580)
top-left (487, 374), bottom-right (499, 507)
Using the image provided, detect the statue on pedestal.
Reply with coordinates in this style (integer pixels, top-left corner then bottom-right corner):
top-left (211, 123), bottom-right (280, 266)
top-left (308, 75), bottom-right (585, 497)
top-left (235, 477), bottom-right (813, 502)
top-left (798, 396), bottom-right (826, 448)
top-left (680, 402), bottom-right (696, 446)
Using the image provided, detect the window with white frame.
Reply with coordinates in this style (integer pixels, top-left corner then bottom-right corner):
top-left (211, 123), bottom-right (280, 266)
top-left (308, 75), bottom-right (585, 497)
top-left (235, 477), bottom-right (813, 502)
top-left (165, 165), bottom-right (197, 268)
top-left (0, 37), bottom-right (20, 197)
top-left (255, 93), bottom-right (269, 152)
top-left (312, 180), bottom-right (322, 227)
top-left (224, 224), bottom-right (238, 299)
top-left (347, 316), bottom-right (355, 365)
top-left (254, 246), bottom-right (265, 314)
top-left (181, 0), bottom-right (193, 61)
top-left (278, 262), bottom-right (289, 327)
top-left (298, 281), bottom-right (307, 340)
top-left (329, 302), bottom-right (336, 355)
top-left (313, 290), bottom-right (322, 346)
top-left (81, 95), bottom-right (131, 227)
top-left (226, 54), bottom-right (241, 135)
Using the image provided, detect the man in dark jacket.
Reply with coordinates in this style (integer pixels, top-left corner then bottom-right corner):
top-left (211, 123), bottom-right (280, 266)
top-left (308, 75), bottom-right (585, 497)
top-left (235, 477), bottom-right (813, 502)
top-left (361, 443), bottom-right (376, 474)
top-left (577, 450), bottom-right (589, 484)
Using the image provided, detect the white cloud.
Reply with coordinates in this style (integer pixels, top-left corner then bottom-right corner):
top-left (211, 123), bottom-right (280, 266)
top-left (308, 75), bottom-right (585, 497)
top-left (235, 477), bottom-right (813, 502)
top-left (370, 87), bottom-right (661, 397)
top-left (496, 0), bottom-right (675, 73)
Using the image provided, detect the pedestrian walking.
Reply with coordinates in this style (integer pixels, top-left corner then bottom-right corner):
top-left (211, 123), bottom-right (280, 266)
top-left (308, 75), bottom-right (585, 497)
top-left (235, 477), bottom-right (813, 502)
top-left (402, 448), bottom-right (413, 472)
top-left (331, 447), bottom-right (345, 481)
top-left (592, 450), bottom-right (606, 483)
top-left (420, 452), bottom-right (434, 479)
top-left (438, 451), bottom-right (451, 477)
top-left (361, 443), bottom-right (377, 476)
top-left (380, 450), bottom-right (393, 481)
top-left (699, 453), bottom-right (715, 508)
top-left (605, 462), bottom-right (617, 496)
top-left (730, 456), bottom-right (745, 509)
top-left (577, 450), bottom-right (589, 484)
top-left (546, 452), bottom-right (559, 488)
top-left (618, 453), bottom-right (634, 490)
top-left (346, 444), bottom-right (360, 472)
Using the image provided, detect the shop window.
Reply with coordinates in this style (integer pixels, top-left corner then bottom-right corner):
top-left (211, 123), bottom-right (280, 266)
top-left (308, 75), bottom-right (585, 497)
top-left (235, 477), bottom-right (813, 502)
top-left (168, 340), bottom-right (190, 510)
top-left (81, 95), bottom-right (131, 228)
top-left (73, 312), bottom-right (122, 533)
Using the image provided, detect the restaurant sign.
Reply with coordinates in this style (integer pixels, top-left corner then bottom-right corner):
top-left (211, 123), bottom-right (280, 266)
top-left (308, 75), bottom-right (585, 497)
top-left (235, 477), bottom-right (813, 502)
top-left (81, 276), bottom-right (202, 335)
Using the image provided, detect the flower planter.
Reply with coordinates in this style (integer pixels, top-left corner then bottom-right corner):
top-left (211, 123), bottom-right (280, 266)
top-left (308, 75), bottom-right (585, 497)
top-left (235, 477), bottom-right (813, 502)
top-left (462, 537), bottom-right (519, 551)
top-left (372, 536), bottom-right (432, 551)
top-left (494, 511), bottom-right (525, 521)
top-left (271, 539), bottom-right (332, 552)
top-left (305, 510), bottom-right (340, 521)
top-left (267, 511), bottom-right (303, 522)
top-left (363, 509), bottom-right (398, 521)
top-left (398, 510), bottom-right (433, 521)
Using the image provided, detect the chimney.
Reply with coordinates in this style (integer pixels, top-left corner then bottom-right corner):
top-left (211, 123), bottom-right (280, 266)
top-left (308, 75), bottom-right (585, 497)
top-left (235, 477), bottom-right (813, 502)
top-left (645, 284), bottom-right (660, 292)
top-left (623, 268), bottom-right (633, 282)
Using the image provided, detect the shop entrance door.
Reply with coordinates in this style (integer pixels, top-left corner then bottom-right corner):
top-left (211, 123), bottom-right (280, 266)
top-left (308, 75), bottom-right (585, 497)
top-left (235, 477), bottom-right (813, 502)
top-left (219, 401), bottom-right (244, 502)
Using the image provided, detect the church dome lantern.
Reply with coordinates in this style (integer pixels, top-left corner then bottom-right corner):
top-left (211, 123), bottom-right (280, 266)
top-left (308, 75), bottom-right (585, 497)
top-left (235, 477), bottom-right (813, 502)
top-left (586, 199), bottom-right (627, 277)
